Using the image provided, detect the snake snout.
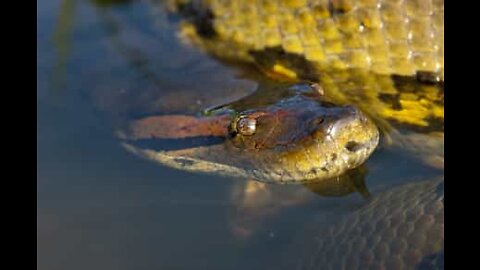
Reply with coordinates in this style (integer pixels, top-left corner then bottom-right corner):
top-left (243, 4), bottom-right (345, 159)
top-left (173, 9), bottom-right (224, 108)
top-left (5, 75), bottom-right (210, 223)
top-left (325, 105), bottom-right (379, 165)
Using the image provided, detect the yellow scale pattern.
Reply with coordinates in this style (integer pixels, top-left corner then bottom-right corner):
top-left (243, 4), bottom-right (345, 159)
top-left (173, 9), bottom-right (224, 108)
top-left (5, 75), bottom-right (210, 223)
top-left (193, 0), bottom-right (443, 79)
top-left (173, 0), bottom-right (444, 129)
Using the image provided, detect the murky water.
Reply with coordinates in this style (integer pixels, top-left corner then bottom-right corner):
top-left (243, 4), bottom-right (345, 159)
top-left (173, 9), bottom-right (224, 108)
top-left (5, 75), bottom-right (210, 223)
top-left (37, 1), bottom-right (443, 269)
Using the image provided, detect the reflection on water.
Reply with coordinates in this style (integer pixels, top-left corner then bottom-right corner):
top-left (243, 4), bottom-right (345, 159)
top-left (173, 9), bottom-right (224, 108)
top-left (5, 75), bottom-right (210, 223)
top-left (38, 0), bottom-right (443, 269)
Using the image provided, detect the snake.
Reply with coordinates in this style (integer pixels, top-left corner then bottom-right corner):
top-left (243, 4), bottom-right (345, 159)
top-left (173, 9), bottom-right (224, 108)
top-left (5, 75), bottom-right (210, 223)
top-left (292, 177), bottom-right (444, 270)
top-left (122, 81), bottom-right (380, 183)
top-left (118, 0), bottom-right (444, 269)
top-left (121, 0), bottom-right (443, 181)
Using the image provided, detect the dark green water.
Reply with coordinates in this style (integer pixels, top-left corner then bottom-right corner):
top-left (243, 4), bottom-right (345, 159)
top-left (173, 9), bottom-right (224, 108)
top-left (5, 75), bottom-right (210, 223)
top-left (37, 1), bottom-right (442, 269)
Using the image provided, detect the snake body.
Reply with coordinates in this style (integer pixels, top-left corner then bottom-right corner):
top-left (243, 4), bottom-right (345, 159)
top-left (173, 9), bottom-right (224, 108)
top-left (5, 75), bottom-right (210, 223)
top-left (164, 0), bottom-right (444, 131)
top-left (170, 0), bottom-right (444, 78)
top-left (295, 177), bottom-right (444, 270)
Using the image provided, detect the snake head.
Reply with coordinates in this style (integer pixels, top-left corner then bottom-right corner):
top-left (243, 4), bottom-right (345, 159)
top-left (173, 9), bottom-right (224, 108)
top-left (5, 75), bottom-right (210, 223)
top-left (120, 84), bottom-right (379, 184)
top-left (223, 95), bottom-right (379, 182)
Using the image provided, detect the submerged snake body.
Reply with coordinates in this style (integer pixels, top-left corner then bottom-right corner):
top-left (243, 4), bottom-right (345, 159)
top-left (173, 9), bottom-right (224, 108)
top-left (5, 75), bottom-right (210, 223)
top-left (296, 178), bottom-right (444, 270)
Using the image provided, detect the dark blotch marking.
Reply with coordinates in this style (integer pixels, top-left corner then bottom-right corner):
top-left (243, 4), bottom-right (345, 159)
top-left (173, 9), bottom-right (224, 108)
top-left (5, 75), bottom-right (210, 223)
top-left (174, 157), bottom-right (195, 167)
top-left (416, 71), bottom-right (443, 84)
top-left (328, 1), bottom-right (348, 15)
top-left (249, 47), bottom-right (320, 82)
top-left (387, 74), bottom-right (444, 133)
top-left (392, 74), bottom-right (444, 94)
top-left (424, 116), bottom-right (444, 132)
top-left (378, 93), bottom-right (403, 110)
top-left (389, 116), bottom-right (444, 133)
top-left (176, 1), bottom-right (217, 39)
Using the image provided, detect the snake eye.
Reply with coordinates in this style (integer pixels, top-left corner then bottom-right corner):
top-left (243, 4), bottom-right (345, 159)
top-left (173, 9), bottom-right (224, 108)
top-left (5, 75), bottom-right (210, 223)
top-left (236, 116), bottom-right (256, 136)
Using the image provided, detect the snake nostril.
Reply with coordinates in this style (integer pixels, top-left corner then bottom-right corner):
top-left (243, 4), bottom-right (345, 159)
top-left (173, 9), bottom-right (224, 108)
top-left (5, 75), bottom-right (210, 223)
top-left (345, 141), bottom-right (362, 152)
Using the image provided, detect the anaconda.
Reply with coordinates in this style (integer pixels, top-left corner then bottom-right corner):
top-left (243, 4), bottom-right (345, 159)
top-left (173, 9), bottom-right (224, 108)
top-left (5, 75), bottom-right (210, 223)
top-left (121, 0), bottom-right (444, 181)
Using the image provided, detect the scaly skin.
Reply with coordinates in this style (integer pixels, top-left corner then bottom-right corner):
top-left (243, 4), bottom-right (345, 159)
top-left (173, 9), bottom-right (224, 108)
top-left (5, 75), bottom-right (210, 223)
top-left (165, 0), bottom-right (444, 131)
top-left (123, 0), bottom-right (445, 180)
top-left (295, 177), bottom-right (444, 270)
top-left (169, 0), bottom-right (443, 79)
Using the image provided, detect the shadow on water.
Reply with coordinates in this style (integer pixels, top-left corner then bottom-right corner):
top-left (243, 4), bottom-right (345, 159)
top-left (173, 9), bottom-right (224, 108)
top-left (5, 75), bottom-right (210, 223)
top-left (94, 4), bottom-right (166, 86)
top-left (51, 0), bottom-right (139, 96)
